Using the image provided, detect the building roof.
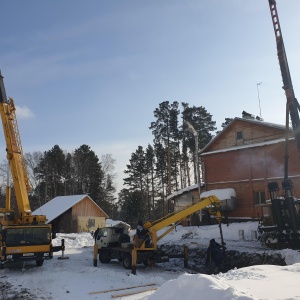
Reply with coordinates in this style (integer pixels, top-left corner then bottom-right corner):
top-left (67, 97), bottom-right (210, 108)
top-left (105, 219), bottom-right (131, 229)
top-left (167, 185), bottom-right (236, 201)
top-left (200, 188), bottom-right (236, 200)
top-left (201, 117), bottom-right (290, 154)
top-left (201, 137), bottom-right (295, 156)
top-left (32, 195), bottom-right (108, 223)
top-left (167, 184), bottom-right (198, 201)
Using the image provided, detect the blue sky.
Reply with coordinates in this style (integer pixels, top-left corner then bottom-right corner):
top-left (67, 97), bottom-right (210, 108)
top-left (1, 0), bottom-right (300, 193)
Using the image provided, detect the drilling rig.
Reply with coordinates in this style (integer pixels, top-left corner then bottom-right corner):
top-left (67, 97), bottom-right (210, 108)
top-left (258, 1), bottom-right (300, 249)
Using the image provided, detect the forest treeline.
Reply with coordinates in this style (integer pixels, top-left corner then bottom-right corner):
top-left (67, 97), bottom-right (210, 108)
top-left (120, 101), bottom-right (221, 224)
top-left (0, 145), bottom-right (118, 218)
top-left (0, 101), bottom-right (229, 226)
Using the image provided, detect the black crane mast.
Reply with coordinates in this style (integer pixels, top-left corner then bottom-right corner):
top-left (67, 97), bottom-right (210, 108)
top-left (268, 0), bottom-right (300, 155)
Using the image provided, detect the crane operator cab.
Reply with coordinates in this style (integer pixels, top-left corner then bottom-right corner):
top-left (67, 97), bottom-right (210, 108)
top-left (0, 210), bottom-right (15, 223)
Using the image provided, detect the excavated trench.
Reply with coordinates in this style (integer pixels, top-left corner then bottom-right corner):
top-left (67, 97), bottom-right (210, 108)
top-left (159, 244), bottom-right (286, 274)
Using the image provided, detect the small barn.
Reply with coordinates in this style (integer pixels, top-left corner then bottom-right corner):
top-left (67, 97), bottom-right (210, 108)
top-left (32, 195), bottom-right (109, 233)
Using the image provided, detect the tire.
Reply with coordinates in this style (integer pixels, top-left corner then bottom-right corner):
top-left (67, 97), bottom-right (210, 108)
top-left (142, 259), bottom-right (148, 267)
top-left (118, 234), bottom-right (130, 244)
top-left (122, 253), bottom-right (132, 269)
top-left (36, 259), bottom-right (44, 266)
top-left (99, 250), bottom-right (111, 263)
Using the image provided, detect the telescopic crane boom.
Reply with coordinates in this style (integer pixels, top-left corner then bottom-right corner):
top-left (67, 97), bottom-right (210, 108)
top-left (0, 72), bottom-right (63, 268)
top-left (0, 72), bottom-right (35, 220)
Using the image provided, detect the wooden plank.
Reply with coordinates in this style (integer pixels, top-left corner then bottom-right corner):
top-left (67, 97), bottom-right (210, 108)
top-left (89, 283), bottom-right (156, 295)
top-left (111, 287), bottom-right (158, 298)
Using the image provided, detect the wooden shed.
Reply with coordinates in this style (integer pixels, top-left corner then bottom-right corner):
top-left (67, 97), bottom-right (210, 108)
top-left (32, 195), bottom-right (109, 233)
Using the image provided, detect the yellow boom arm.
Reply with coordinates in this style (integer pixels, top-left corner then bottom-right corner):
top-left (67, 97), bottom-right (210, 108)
top-left (0, 73), bottom-right (46, 224)
top-left (0, 97), bottom-right (32, 217)
top-left (142, 195), bottom-right (222, 249)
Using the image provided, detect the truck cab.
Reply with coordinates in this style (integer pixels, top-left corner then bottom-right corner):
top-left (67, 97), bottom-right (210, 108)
top-left (95, 221), bottom-right (131, 249)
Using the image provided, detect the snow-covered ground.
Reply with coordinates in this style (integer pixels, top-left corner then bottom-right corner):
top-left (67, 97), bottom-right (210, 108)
top-left (1, 222), bottom-right (300, 300)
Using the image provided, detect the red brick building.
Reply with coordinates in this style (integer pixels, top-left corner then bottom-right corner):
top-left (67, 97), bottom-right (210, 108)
top-left (200, 117), bottom-right (300, 219)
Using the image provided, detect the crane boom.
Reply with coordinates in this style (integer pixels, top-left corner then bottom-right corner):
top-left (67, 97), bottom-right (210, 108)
top-left (139, 195), bottom-right (222, 250)
top-left (0, 72), bottom-right (64, 268)
top-left (0, 75), bottom-right (32, 216)
top-left (268, 0), bottom-right (300, 150)
top-left (94, 195), bottom-right (223, 274)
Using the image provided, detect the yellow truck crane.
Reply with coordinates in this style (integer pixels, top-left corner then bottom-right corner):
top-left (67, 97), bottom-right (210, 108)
top-left (0, 72), bottom-right (63, 268)
top-left (93, 195), bottom-right (222, 274)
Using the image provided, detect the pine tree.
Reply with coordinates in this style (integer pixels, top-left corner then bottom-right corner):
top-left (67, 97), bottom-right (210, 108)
top-left (34, 145), bottom-right (66, 202)
top-left (118, 189), bottom-right (148, 224)
top-left (154, 142), bottom-right (168, 217)
top-left (145, 144), bottom-right (156, 219)
top-left (123, 146), bottom-right (146, 192)
top-left (73, 144), bottom-right (104, 204)
top-left (149, 101), bottom-right (180, 195)
top-left (101, 154), bottom-right (117, 217)
top-left (182, 103), bottom-right (217, 184)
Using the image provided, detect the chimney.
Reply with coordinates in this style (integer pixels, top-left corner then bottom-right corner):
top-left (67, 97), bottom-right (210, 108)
top-left (242, 111), bottom-right (255, 120)
top-left (256, 116), bottom-right (264, 121)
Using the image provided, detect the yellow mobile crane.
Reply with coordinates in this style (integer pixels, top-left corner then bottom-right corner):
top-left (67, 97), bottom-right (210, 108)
top-left (0, 72), bottom-right (63, 268)
top-left (93, 195), bottom-right (223, 274)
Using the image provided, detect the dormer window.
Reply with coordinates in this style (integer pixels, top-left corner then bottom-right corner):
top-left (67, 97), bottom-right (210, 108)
top-left (236, 131), bottom-right (243, 140)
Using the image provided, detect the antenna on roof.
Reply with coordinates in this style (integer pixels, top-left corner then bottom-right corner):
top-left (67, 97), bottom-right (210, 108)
top-left (256, 82), bottom-right (263, 118)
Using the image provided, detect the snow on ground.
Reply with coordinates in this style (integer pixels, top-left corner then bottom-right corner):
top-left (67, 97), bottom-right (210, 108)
top-left (1, 222), bottom-right (300, 300)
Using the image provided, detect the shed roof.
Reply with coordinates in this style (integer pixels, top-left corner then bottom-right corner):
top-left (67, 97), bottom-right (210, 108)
top-left (167, 185), bottom-right (236, 202)
top-left (32, 195), bottom-right (108, 223)
top-left (200, 188), bottom-right (236, 200)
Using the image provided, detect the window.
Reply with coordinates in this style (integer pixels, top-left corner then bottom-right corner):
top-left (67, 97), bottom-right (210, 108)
top-left (99, 228), bottom-right (108, 237)
top-left (254, 191), bottom-right (266, 205)
top-left (5, 227), bottom-right (51, 246)
top-left (88, 218), bottom-right (95, 228)
top-left (236, 131), bottom-right (243, 140)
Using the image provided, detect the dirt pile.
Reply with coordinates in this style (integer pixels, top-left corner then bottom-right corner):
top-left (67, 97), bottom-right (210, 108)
top-left (0, 275), bottom-right (35, 300)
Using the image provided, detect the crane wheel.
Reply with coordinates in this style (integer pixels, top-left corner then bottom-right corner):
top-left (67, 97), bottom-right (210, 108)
top-left (36, 259), bottom-right (44, 266)
top-left (122, 253), bottom-right (132, 269)
top-left (99, 250), bottom-right (111, 263)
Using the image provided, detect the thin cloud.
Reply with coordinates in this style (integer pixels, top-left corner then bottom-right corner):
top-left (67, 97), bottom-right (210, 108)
top-left (16, 105), bottom-right (35, 119)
